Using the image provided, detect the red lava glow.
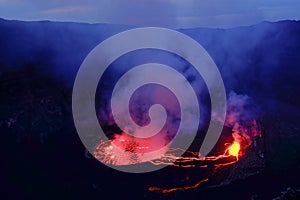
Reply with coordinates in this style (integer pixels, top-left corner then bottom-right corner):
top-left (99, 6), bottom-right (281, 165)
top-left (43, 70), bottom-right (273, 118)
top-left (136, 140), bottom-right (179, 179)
top-left (94, 138), bottom-right (241, 167)
top-left (145, 141), bottom-right (241, 193)
top-left (93, 122), bottom-right (261, 194)
top-left (94, 138), bottom-right (242, 193)
top-left (148, 178), bottom-right (209, 193)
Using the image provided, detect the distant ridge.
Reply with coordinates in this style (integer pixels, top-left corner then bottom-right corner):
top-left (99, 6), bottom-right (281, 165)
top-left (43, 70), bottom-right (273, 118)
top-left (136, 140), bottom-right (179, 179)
top-left (0, 17), bottom-right (299, 108)
top-left (0, 17), bottom-right (299, 30)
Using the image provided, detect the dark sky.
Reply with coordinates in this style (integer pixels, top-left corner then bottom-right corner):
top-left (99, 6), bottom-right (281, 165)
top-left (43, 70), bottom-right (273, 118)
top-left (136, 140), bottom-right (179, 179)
top-left (0, 0), bottom-right (299, 28)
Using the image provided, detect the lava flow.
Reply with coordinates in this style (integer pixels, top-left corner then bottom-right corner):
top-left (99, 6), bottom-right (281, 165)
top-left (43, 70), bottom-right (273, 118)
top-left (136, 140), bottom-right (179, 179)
top-left (93, 92), bottom-right (262, 193)
top-left (94, 131), bottom-right (246, 193)
top-left (94, 132), bottom-right (242, 168)
top-left (148, 178), bottom-right (209, 193)
top-left (93, 118), bottom-right (262, 194)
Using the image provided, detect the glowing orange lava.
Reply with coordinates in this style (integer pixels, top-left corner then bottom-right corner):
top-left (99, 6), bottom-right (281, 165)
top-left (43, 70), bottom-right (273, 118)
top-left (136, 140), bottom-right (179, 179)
top-left (94, 135), bottom-right (250, 194)
top-left (94, 139), bottom-right (241, 193)
top-left (149, 178), bottom-right (209, 193)
top-left (228, 141), bottom-right (240, 157)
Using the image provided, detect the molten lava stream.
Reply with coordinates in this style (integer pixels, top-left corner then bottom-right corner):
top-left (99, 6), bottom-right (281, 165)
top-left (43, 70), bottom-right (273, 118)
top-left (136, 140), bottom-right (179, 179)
top-left (149, 178), bottom-right (209, 193)
top-left (147, 141), bottom-right (241, 193)
top-left (94, 138), bottom-right (242, 194)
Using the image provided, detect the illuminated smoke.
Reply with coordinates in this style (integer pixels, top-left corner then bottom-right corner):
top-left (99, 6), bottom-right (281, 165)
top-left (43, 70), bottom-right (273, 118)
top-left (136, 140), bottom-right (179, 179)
top-left (94, 89), bottom-right (264, 193)
top-left (95, 91), bottom-right (261, 166)
top-left (225, 91), bottom-right (262, 154)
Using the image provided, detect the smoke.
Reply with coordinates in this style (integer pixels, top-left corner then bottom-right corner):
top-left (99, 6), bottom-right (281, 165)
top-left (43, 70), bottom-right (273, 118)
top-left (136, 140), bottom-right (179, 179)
top-left (188, 21), bottom-right (300, 110)
top-left (1, 19), bottom-right (300, 153)
top-left (225, 91), bottom-right (262, 151)
top-left (1, 19), bottom-right (299, 108)
top-left (95, 47), bottom-right (211, 131)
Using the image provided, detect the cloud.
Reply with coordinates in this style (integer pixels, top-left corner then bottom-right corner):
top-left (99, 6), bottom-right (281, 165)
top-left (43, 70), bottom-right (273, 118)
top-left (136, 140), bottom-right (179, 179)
top-left (0, 0), bottom-right (299, 28)
top-left (0, 0), bottom-right (19, 3)
top-left (41, 6), bottom-right (93, 14)
top-left (176, 12), bottom-right (264, 28)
